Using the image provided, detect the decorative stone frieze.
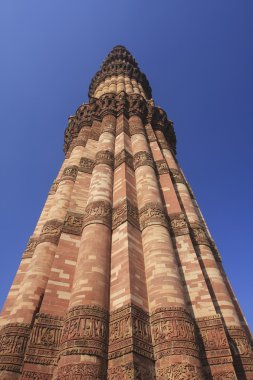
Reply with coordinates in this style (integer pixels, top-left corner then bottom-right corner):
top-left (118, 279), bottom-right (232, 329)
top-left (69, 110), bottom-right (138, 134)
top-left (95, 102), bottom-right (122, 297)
top-left (114, 149), bottom-right (133, 170)
top-left (169, 213), bottom-right (189, 236)
top-left (155, 159), bottom-right (169, 175)
top-left (190, 223), bottom-right (210, 247)
top-left (79, 157), bottom-right (95, 174)
top-left (108, 304), bottom-right (153, 360)
top-left (60, 305), bottom-right (109, 359)
top-left (196, 315), bottom-right (234, 366)
top-left (139, 202), bottom-right (168, 231)
top-left (40, 220), bottom-right (63, 245)
top-left (23, 236), bottom-right (39, 259)
top-left (227, 326), bottom-right (253, 375)
top-left (112, 199), bottom-right (139, 230)
top-left (62, 211), bottom-right (83, 236)
top-left (108, 362), bottom-right (155, 380)
top-left (61, 165), bottom-right (78, 182)
top-left (24, 313), bottom-right (63, 367)
top-left (156, 364), bottom-right (202, 380)
top-left (57, 363), bottom-right (105, 380)
top-left (83, 201), bottom-right (112, 229)
top-left (128, 94), bottom-right (148, 119)
top-left (0, 323), bottom-right (31, 373)
top-left (151, 307), bottom-right (199, 360)
top-left (169, 168), bottom-right (185, 184)
top-left (133, 151), bottom-right (154, 170)
top-left (95, 150), bottom-right (114, 169)
top-left (22, 372), bottom-right (52, 380)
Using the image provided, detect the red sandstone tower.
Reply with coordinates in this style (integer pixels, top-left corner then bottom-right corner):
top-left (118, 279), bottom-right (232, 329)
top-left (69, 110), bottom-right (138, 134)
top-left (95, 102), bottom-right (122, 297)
top-left (0, 46), bottom-right (252, 380)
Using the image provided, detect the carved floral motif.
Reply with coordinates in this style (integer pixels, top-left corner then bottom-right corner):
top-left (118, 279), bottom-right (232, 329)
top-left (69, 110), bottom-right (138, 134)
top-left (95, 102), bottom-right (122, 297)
top-left (61, 165), bottom-right (78, 182)
top-left (169, 213), bottom-right (189, 236)
top-left (155, 159), bottom-right (169, 175)
top-left (23, 236), bottom-right (39, 258)
top-left (57, 363), bottom-right (105, 380)
top-left (169, 168), bottom-right (185, 184)
top-left (156, 364), bottom-right (202, 380)
top-left (22, 372), bottom-right (52, 380)
top-left (190, 223), bottom-right (210, 247)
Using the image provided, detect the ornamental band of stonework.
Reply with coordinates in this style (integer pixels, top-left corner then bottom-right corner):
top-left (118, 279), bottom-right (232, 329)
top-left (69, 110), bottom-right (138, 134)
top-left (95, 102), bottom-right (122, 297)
top-left (0, 45), bottom-right (252, 380)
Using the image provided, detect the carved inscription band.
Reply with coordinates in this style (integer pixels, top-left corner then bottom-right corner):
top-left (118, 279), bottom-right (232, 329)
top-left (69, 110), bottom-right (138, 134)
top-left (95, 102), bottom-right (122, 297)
top-left (56, 363), bottom-right (104, 380)
top-left (190, 222), bottom-right (210, 247)
top-left (61, 165), bottom-right (78, 182)
top-left (83, 201), bottom-right (112, 229)
top-left (23, 237), bottom-right (39, 259)
top-left (62, 211), bottom-right (83, 236)
top-left (79, 157), bottom-right (95, 174)
top-left (95, 150), bottom-right (114, 169)
top-left (139, 202), bottom-right (168, 231)
top-left (151, 307), bottom-right (199, 360)
top-left (109, 304), bottom-right (153, 360)
top-left (0, 323), bottom-right (31, 373)
top-left (169, 213), bottom-right (189, 236)
top-left (24, 313), bottom-right (63, 367)
top-left (133, 151), bottom-right (154, 170)
top-left (60, 305), bottom-right (108, 359)
top-left (112, 199), bottom-right (139, 230)
top-left (40, 219), bottom-right (63, 245)
top-left (114, 149), bottom-right (133, 170)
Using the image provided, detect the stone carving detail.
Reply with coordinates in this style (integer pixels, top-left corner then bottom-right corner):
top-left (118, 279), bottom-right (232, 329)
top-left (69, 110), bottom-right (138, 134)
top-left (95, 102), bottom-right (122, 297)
top-left (169, 213), bottom-right (189, 236)
top-left (83, 201), bottom-right (112, 229)
top-left (156, 364), bottom-right (202, 380)
top-left (190, 223), bottom-right (210, 247)
top-left (155, 159), bottom-right (169, 175)
top-left (79, 157), bottom-right (95, 174)
top-left (61, 165), bottom-right (78, 181)
top-left (129, 122), bottom-right (145, 136)
top-left (114, 149), bottom-right (133, 170)
top-left (40, 220), bottom-right (62, 244)
top-left (95, 150), bottom-right (114, 169)
top-left (108, 362), bottom-right (155, 380)
top-left (0, 323), bottom-right (30, 373)
top-left (139, 203), bottom-right (168, 231)
top-left (212, 371), bottom-right (237, 380)
top-left (62, 211), bottom-right (83, 236)
top-left (109, 304), bottom-right (153, 360)
top-left (49, 180), bottom-right (60, 195)
top-left (151, 307), bottom-right (199, 360)
top-left (196, 315), bottom-right (233, 366)
top-left (24, 313), bottom-right (63, 367)
top-left (133, 151), bottom-right (154, 170)
top-left (22, 372), bottom-right (52, 380)
top-left (23, 236), bottom-right (39, 259)
top-left (227, 326), bottom-right (253, 374)
top-left (101, 120), bottom-right (116, 136)
top-left (57, 363), bottom-right (105, 380)
top-left (169, 168), bottom-right (185, 184)
top-left (64, 92), bottom-right (176, 156)
top-left (112, 199), bottom-right (139, 230)
top-left (60, 305), bottom-right (108, 359)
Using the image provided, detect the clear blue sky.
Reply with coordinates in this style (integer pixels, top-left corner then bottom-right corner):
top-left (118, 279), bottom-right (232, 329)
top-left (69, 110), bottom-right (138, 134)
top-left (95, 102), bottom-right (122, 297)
top-left (0, 1), bottom-right (252, 331)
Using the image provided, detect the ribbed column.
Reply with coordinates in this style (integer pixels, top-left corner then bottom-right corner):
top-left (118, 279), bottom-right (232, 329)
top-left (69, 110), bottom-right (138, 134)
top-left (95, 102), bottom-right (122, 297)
top-left (130, 116), bottom-right (204, 379)
top-left (56, 114), bottom-right (116, 379)
top-left (159, 136), bottom-right (245, 379)
top-left (107, 114), bottom-right (155, 379)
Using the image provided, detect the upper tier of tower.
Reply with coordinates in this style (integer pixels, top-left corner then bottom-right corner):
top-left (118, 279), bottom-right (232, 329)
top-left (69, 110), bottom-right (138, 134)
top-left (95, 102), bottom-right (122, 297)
top-left (89, 45), bottom-right (152, 99)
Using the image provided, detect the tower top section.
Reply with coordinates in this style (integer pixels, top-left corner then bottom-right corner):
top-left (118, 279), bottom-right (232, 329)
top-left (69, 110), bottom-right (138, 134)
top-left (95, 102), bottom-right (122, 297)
top-left (88, 45), bottom-right (152, 99)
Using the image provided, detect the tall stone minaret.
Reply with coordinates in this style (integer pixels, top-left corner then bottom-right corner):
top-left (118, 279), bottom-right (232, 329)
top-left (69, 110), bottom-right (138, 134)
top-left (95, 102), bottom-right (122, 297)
top-left (0, 46), bottom-right (252, 380)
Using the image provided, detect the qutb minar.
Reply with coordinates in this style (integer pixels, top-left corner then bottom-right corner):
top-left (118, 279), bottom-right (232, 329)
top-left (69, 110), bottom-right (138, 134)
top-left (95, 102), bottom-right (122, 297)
top-left (0, 46), bottom-right (252, 379)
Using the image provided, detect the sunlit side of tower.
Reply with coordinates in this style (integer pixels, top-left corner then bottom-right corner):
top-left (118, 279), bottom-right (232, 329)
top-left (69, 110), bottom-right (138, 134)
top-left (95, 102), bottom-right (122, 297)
top-left (0, 46), bottom-right (252, 380)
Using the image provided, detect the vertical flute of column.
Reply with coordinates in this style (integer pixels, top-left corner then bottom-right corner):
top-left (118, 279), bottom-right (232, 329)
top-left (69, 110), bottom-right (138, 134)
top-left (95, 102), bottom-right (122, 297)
top-left (0, 142), bottom-right (86, 380)
top-left (107, 111), bottom-right (154, 379)
top-left (159, 134), bottom-right (253, 379)
top-left (129, 109), bottom-right (205, 379)
top-left (56, 113), bottom-right (116, 380)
